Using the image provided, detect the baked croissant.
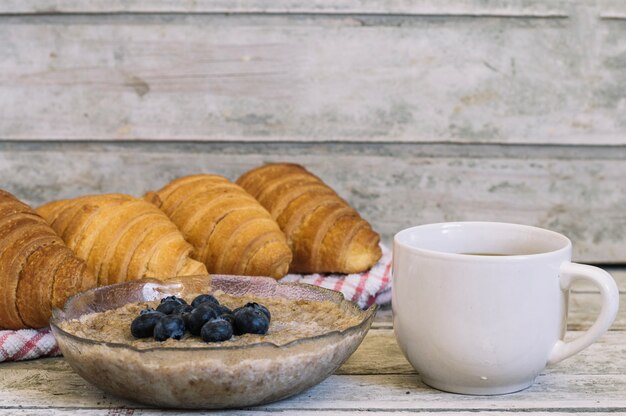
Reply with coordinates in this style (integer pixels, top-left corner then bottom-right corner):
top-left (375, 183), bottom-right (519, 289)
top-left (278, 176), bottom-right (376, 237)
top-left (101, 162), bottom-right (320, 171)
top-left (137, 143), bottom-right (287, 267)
top-left (37, 194), bottom-right (207, 286)
top-left (0, 190), bottom-right (96, 329)
top-left (145, 174), bottom-right (292, 279)
top-left (236, 163), bottom-right (382, 274)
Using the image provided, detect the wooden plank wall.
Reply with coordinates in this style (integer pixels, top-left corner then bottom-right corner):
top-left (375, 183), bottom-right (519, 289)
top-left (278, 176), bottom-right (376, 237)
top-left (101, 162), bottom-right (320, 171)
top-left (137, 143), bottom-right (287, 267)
top-left (0, 0), bottom-right (624, 262)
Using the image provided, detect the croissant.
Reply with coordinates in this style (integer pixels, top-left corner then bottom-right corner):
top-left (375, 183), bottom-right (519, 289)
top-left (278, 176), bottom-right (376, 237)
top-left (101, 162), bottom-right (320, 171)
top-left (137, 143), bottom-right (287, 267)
top-left (236, 163), bottom-right (382, 274)
top-left (145, 174), bottom-right (292, 279)
top-left (37, 194), bottom-right (207, 286)
top-left (0, 190), bottom-right (96, 329)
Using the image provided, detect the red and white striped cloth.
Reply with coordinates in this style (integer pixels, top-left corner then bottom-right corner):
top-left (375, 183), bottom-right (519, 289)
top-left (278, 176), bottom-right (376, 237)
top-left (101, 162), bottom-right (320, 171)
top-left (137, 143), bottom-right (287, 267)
top-left (281, 244), bottom-right (392, 309)
top-left (0, 244), bottom-right (391, 362)
top-left (0, 328), bottom-right (60, 362)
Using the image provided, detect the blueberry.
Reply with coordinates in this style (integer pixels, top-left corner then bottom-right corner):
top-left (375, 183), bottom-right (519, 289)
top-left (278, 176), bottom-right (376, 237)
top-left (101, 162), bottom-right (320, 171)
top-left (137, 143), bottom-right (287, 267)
top-left (139, 307), bottom-right (159, 315)
top-left (220, 312), bottom-right (235, 327)
top-left (244, 302), bottom-right (271, 322)
top-left (156, 300), bottom-right (180, 315)
top-left (173, 303), bottom-right (193, 315)
top-left (191, 294), bottom-right (219, 309)
top-left (153, 315), bottom-right (185, 341)
top-left (234, 307), bottom-right (269, 335)
top-left (181, 311), bottom-right (192, 327)
top-left (201, 318), bottom-right (233, 343)
top-left (160, 295), bottom-right (186, 305)
top-left (215, 305), bottom-right (232, 316)
top-left (186, 303), bottom-right (218, 335)
top-left (213, 305), bottom-right (235, 326)
top-left (131, 312), bottom-right (165, 338)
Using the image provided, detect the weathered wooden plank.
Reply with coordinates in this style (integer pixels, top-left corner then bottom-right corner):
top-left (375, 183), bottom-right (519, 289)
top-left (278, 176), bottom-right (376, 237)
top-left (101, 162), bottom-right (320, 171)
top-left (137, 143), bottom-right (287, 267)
top-left (1, 142), bottom-right (624, 263)
top-left (1, 412), bottom-right (624, 416)
top-left (338, 328), bottom-right (412, 375)
top-left (601, 1), bottom-right (626, 20)
top-left (2, 358), bottom-right (626, 410)
top-left (258, 373), bottom-right (626, 410)
top-left (567, 293), bottom-right (626, 331)
top-left (602, 13), bottom-right (626, 20)
top-left (0, 358), bottom-right (139, 409)
top-left (1, 327), bottom-right (625, 411)
top-left (0, 11), bottom-right (624, 145)
top-left (372, 308), bottom-right (393, 329)
top-left (0, 0), bottom-right (571, 16)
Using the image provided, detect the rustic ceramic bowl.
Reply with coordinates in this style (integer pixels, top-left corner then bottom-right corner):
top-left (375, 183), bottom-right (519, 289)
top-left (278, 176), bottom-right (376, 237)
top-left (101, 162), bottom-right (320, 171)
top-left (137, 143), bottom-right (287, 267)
top-left (50, 274), bottom-right (376, 409)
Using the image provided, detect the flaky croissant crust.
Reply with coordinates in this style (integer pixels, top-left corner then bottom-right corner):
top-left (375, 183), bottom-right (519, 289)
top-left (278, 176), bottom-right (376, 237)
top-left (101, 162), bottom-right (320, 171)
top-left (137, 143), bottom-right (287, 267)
top-left (147, 174), bottom-right (292, 279)
top-left (37, 193), bottom-right (207, 286)
top-left (237, 163), bottom-right (382, 274)
top-left (0, 190), bottom-right (96, 329)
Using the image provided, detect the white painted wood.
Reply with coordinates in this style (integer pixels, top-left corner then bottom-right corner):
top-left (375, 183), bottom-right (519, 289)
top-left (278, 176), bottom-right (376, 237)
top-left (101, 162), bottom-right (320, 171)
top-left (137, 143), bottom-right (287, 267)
top-left (372, 308), bottom-right (393, 329)
top-left (601, 1), bottom-right (626, 20)
top-left (567, 293), bottom-right (626, 331)
top-left (2, 357), bottom-right (626, 410)
top-left (265, 374), bottom-right (626, 410)
top-left (0, 0), bottom-right (571, 16)
top-left (1, 143), bottom-right (624, 263)
top-left (339, 328), bottom-right (412, 374)
top-left (3, 412), bottom-right (626, 416)
top-left (0, 7), bottom-right (624, 144)
top-left (602, 13), bottom-right (626, 20)
top-left (1, 412), bottom-right (624, 416)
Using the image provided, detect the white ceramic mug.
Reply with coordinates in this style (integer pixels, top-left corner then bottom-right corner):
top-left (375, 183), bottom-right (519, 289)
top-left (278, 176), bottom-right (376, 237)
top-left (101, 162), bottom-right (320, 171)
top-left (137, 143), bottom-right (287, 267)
top-left (393, 222), bottom-right (619, 395)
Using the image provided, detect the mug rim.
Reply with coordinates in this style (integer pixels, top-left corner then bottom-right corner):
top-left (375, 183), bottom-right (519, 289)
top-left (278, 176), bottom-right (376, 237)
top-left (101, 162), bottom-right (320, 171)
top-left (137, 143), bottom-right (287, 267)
top-left (393, 221), bottom-right (572, 261)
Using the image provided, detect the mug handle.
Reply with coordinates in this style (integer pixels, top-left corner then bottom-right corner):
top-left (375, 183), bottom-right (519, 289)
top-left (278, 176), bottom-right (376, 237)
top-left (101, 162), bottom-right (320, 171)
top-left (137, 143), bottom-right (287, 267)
top-left (547, 262), bottom-right (620, 365)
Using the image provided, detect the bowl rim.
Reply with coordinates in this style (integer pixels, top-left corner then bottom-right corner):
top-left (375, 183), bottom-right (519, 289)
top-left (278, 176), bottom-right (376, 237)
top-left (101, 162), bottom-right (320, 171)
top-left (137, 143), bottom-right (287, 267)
top-left (50, 274), bottom-right (378, 353)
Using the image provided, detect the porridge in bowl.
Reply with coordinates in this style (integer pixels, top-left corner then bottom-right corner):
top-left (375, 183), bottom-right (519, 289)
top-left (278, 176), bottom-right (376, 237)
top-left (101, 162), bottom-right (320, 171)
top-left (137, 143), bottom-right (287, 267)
top-left (59, 290), bottom-right (365, 348)
top-left (51, 275), bottom-right (376, 409)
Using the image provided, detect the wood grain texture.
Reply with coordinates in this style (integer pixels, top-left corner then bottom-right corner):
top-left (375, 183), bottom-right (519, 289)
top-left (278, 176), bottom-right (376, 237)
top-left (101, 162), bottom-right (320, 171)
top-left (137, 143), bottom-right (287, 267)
top-left (567, 293), bottom-right (626, 331)
top-left (0, 412), bottom-right (624, 416)
top-left (1, 142), bottom-right (625, 263)
top-left (2, 348), bottom-right (626, 411)
top-left (0, 6), bottom-right (624, 144)
top-left (1, 0), bottom-right (621, 18)
top-left (0, 0), bottom-right (573, 16)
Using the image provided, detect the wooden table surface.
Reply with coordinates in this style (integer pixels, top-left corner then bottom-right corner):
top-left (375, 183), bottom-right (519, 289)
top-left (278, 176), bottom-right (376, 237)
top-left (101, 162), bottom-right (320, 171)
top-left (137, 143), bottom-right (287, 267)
top-left (2, 268), bottom-right (624, 415)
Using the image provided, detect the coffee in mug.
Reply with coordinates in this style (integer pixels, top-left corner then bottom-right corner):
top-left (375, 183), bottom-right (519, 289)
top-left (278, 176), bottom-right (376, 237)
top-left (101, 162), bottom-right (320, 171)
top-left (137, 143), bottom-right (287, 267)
top-left (393, 222), bottom-right (619, 395)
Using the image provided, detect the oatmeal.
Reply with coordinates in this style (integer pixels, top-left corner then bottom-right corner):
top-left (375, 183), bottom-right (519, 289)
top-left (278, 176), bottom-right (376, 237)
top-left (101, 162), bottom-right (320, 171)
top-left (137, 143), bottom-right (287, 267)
top-left (59, 290), bottom-right (363, 349)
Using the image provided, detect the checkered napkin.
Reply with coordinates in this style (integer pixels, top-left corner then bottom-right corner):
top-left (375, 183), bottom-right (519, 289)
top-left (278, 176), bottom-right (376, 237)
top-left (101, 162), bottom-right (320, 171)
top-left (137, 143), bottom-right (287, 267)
top-left (0, 244), bottom-right (391, 362)
top-left (280, 244), bottom-right (392, 309)
top-left (0, 328), bottom-right (61, 362)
